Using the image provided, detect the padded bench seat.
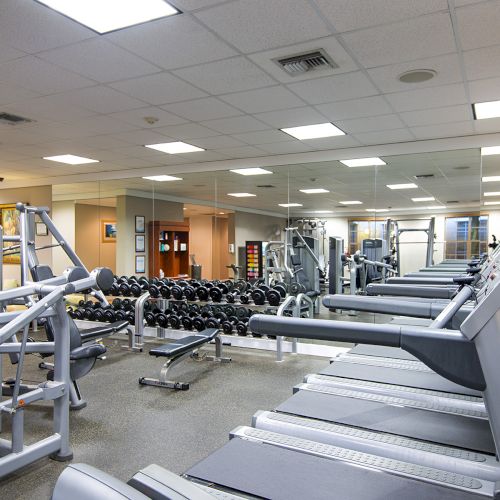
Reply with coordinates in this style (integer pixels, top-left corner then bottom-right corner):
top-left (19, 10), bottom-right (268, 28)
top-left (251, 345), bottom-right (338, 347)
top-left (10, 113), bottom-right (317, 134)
top-left (149, 330), bottom-right (218, 358)
top-left (79, 320), bottom-right (129, 342)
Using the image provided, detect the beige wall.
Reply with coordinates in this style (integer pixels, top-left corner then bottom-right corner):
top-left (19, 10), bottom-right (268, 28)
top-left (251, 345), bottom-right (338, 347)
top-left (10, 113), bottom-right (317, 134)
top-left (51, 200), bottom-right (76, 275)
top-left (189, 215), bottom-right (214, 280)
top-left (116, 195), bottom-right (184, 276)
top-left (1, 185), bottom-right (52, 283)
top-left (75, 204), bottom-right (116, 273)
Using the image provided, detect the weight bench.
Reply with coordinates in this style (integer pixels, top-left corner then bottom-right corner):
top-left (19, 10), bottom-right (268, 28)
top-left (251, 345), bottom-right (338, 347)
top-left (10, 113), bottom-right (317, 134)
top-left (139, 328), bottom-right (231, 390)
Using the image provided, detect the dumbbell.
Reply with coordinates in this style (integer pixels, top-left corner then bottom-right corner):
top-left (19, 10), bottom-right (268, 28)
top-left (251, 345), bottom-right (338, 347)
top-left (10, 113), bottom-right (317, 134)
top-left (235, 318), bottom-right (249, 336)
top-left (221, 315), bottom-right (238, 335)
top-left (205, 311), bottom-right (228, 329)
top-left (192, 316), bottom-right (206, 332)
top-left (266, 284), bottom-right (287, 306)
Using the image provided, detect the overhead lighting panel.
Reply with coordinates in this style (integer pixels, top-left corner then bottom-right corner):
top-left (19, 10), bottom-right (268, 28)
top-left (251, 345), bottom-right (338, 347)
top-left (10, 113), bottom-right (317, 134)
top-left (412, 196), bottom-right (435, 202)
top-left (227, 193), bottom-right (256, 197)
top-left (482, 176), bottom-right (500, 183)
top-left (339, 201), bottom-right (362, 205)
top-left (484, 191), bottom-right (500, 197)
top-left (279, 203), bottom-right (303, 207)
top-left (299, 188), bottom-right (330, 194)
top-left (386, 183), bottom-right (418, 190)
top-left (473, 100), bottom-right (500, 120)
top-left (314, 210), bottom-right (333, 213)
top-left (340, 157), bottom-right (386, 167)
top-left (484, 201), bottom-right (500, 205)
top-left (230, 168), bottom-right (272, 176)
top-left (145, 142), bottom-right (204, 154)
top-left (426, 205), bottom-right (445, 210)
top-left (365, 209), bottom-right (389, 213)
top-left (142, 175), bottom-right (182, 181)
top-left (281, 122), bottom-right (345, 140)
top-left (43, 154), bottom-right (99, 165)
top-left (37, 0), bottom-right (179, 34)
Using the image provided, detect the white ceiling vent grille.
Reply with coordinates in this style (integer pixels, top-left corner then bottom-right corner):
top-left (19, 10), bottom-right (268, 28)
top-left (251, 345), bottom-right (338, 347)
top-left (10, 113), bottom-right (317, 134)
top-left (0, 112), bottom-right (33, 126)
top-left (275, 50), bottom-right (338, 76)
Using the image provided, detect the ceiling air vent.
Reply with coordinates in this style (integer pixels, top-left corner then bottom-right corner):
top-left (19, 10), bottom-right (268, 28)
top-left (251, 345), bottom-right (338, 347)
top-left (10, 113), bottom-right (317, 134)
top-left (446, 200), bottom-right (459, 204)
top-left (413, 174), bottom-right (435, 179)
top-left (0, 112), bottom-right (33, 126)
top-left (275, 50), bottom-right (338, 76)
top-left (256, 184), bottom-right (276, 188)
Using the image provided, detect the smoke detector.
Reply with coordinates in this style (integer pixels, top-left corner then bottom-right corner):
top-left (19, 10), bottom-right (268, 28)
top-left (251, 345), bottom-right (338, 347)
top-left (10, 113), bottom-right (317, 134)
top-left (143, 116), bottom-right (159, 125)
top-left (274, 49), bottom-right (338, 76)
top-left (0, 112), bottom-right (33, 126)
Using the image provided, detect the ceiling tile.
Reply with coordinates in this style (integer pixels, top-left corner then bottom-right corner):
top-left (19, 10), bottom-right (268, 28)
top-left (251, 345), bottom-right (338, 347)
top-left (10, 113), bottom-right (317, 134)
top-left (353, 128), bottom-right (415, 145)
top-left (474, 117), bottom-right (500, 134)
top-left (409, 121), bottom-right (475, 139)
top-left (219, 86), bottom-right (305, 113)
top-left (336, 114), bottom-right (406, 133)
top-left (468, 76), bottom-right (500, 101)
top-left (0, 82), bottom-right (38, 106)
top-left (454, 0), bottom-right (487, 5)
top-left (315, 0), bottom-right (447, 32)
top-left (0, 56), bottom-right (95, 94)
top-left (172, 0), bottom-right (229, 10)
top-left (456, 1), bottom-right (500, 50)
top-left (399, 105), bottom-right (472, 127)
top-left (214, 145), bottom-right (267, 158)
top-left (106, 16), bottom-right (236, 70)
top-left (173, 57), bottom-right (276, 94)
top-left (232, 130), bottom-right (292, 145)
top-left (254, 106), bottom-right (327, 128)
top-left (0, 44), bottom-right (25, 64)
top-left (463, 45), bottom-right (500, 81)
top-left (287, 72), bottom-right (379, 105)
top-left (109, 107), bottom-right (187, 128)
top-left (201, 115), bottom-right (269, 134)
top-left (385, 83), bottom-right (468, 112)
top-left (315, 95), bottom-right (393, 120)
top-left (367, 53), bottom-right (463, 93)
top-left (0, 1), bottom-right (95, 53)
top-left (107, 129), bottom-right (173, 146)
top-left (248, 36), bottom-right (359, 83)
top-left (38, 38), bottom-right (161, 83)
top-left (153, 123), bottom-right (221, 140)
top-left (63, 115), bottom-right (139, 136)
top-left (109, 72), bottom-right (207, 105)
top-left (194, 0), bottom-right (330, 53)
top-left (57, 86), bottom-right (147, 114)
top-left (295, 136), bottom-right (361, 150)
top-left (257, 141), bottom-right (314, 154)
top-left (162, 97), bottom-right (243, 121)
top-left (342, 13), bottom-right (456, 68)
top-left (190, 135), bottom-right (247, 149)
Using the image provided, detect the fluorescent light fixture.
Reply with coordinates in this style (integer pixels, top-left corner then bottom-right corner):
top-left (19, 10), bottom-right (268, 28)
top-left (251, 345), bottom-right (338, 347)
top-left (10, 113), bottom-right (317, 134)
top-left (279, 203), bottom-right (303, 208)
top-left (37, 0), bottom-right (179, 34)
top-left (230, 168), bottom-right (272, 176)
top-left (340, 157), bottom-right (386, 167)
top-left (365, 209), bottom-right (389, 213)
top-left (426, 205), bottom-right (445, 210)
top-left (482, 176), bottom-right (500, 183)
top-left (484, 191), bottom-right (500, 197)
top-left (339, 200), bottom-right (362, 205)
top-left (314, 210), bottom-right (333, 214)
top-left (142, 175), bottom-right (182, 181)
top-left (386, 183), bottom-right (418, 190)
top-left (43, 154), bottom-right (99, 165)
top-left (227, 193), bottom-right (256, 197)
top-left (473, 100), bottom-right (500, 120)
top-left (281, 122), bottom-right (345, 140)
top-left (481, 146), bottom-right (500, 156)
top-left (299, 188), bottom-right (330, 194)
top-left (484, 201), bottom-right (500, 205)
top-left (412, 196), bottom-right (435, 202)
top-left (145, 142), bottom-right (204, 154)
top-left (218, 212), bottom-right (225, 215)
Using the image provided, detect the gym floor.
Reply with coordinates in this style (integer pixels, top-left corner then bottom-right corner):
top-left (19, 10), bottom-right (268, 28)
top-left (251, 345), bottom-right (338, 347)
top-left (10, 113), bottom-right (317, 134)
top-left (0, 328), bottom-right (340, 499)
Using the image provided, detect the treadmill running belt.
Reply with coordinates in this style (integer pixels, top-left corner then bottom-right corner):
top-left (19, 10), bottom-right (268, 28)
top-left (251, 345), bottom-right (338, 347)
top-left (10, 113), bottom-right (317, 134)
top-left (348, 345), bottom-right (417, 361)
top-left (321, 360), bottom-right (481, 397)
top-left (277, 390), bottom-right (494, 454)
top-left (186, 438), bottom-right (483, 500)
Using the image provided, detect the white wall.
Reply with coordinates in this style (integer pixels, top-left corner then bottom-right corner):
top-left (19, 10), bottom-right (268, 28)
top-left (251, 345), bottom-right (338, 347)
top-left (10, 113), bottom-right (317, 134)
top-left (51, 200), bottom-right (76, 275)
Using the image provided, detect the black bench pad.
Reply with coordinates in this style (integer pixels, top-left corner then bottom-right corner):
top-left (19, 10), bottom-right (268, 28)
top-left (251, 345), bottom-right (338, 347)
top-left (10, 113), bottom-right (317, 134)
top-left (80, 320), bottom-right (129, 342)
top-left (149, 329), bottom-right (219, 358)
top-left (70, 344), bottom-right (107, 360)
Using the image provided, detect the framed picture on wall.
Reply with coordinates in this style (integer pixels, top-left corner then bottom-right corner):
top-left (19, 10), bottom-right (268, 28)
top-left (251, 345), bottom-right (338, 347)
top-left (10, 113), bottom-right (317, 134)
top-left (36, 222), bottom-right (48, 236)
top-left (102, 220), bottom-right (117, 243)
top-left (135, 215), bottom-right (145, 233)
top-left (0, 203), bottom-right (21, 264)
top-left (135, 234), bottom-right (145, 252)
top-left (135, 255), bottom-right (145, 274)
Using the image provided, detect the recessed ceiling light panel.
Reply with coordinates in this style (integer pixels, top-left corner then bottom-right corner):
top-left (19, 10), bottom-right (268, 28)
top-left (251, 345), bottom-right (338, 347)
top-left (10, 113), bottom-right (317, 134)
top-left (281, 122), bottom-right (345, 140)
top-left (314, 210), bottom-right (333, 213)
top-left (299, 188), bottom-right (330, 194)
top-left (340, 157), bottom-right (386, 167)
top-left (474, 100), bottom-right (500, 120)
top-left (484, 201), bottom-right (500, 205)
top-left (145, 142), bottom-right (204, 154)
top-left (426, 205), bottom-right (445, 210)
top-left (482, 176), bottom-right (500, 183)
top-left (412, 196), bottom-right (435, 202)
top-left (481, 146), bottom-right (500, 156)
top-left (142, 175), bottom-right (182, 181)
top-left (43, 154), bottom-right (99, 165)
top-left (386, 183), bottom-right (418, 190)
top-left (484, 191), bottom-right (500, 197)
top-left (37, 0), bottom-right (179, 34)
top-left (230, 168), bottom-right (272, 176)
top-left (279, 203), bottom-right (303, 207)
top-left (227, 193), bottom-right (256, 197)
top-left (365, 208), bottom-right (389, 213)
top-left (339, 200), bottom-right (362, 205)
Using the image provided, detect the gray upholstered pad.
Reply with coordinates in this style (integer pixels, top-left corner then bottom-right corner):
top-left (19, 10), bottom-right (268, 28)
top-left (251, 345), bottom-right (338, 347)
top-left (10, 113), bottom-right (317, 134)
top-left (321, 360), bottom-right (481, 397)
top-left (186, 438), bottom-right (483, 500)
top-left (277, 390), bottom-right (494, 454)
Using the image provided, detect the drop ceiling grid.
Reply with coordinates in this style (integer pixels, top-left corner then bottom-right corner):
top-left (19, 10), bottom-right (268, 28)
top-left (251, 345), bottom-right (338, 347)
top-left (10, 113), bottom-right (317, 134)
top-left (0, 0), bottom-right (497, 184)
